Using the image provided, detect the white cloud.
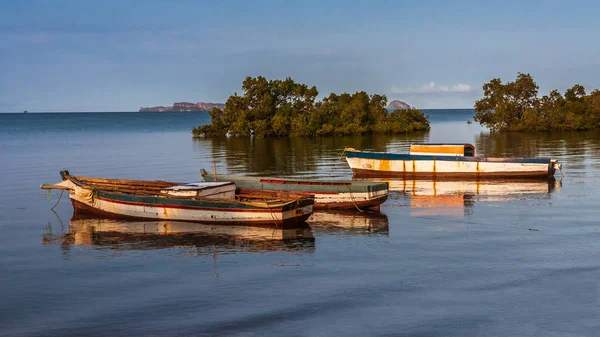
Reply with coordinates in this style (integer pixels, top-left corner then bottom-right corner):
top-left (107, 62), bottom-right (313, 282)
top-left (391, 82), bottom-right (473, 94)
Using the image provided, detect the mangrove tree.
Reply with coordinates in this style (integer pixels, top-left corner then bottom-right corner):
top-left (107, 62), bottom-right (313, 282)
top-left (474, 73), bottom-right (600, 131)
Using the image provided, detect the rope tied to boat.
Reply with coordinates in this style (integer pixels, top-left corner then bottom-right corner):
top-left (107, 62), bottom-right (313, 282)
top-left (557, 164), bottom-right (564, 178)
top-left (347, 185), bottom-right (364, 212)
top-left (50, 190), bottom-right (64, 210)
top-left (325, 148), bottom-right (367, 212)
top-left (552, 160), bottom-right (564, 178)
top-left (327, 148), bottom-right (350, 177)
top-left (41, 183), bottom-right (65, 210)
top-left (265, 201), bottom-right (281, 228)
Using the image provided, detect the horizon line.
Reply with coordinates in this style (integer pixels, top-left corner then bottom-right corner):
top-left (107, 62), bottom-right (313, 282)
top-left (0, 108), bottom-right (476, 114)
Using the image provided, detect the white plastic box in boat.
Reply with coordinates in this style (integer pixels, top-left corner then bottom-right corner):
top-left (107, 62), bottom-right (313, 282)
top-left (160, 182), bottom-right (236, 199)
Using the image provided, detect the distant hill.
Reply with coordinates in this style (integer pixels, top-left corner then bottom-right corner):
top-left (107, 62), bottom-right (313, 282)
top-left (139, 101), bottom-right (225, 112)
top-left (386, 100), bottom-right (411, 110)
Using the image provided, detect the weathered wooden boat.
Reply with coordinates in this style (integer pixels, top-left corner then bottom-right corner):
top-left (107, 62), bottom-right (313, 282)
top-left (40, 171), bottom-right (314, 228)
top-left (201, 169), bottom-right (389, 211)
top-left (345, 143), bottom-right (562, 179)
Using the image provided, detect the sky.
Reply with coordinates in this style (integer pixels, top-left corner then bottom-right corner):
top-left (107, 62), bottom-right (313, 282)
top-left (1, 0), bottom-right (599, 112)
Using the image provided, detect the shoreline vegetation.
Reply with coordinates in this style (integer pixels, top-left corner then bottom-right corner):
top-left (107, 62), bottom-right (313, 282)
top-left (474, 73), bottom-right (600, 132)
top-left (192, 77), bottom-right (430, 138)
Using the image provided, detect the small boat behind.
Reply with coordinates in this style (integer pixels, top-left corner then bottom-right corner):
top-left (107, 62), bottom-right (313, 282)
top-left (201, 169), bottom-right (389, 211)
top-left (40, 170), bottom-right (314, 228)
top-left (345, 143), bottom-right (562, 179)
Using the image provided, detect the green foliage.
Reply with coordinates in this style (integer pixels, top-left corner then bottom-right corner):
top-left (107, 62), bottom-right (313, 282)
top-left (474, 73), bottom-right (600, 131)
top-left (192, 76), bottom-right (430, 138)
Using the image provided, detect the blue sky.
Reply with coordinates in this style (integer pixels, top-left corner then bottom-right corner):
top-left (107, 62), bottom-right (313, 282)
top-left (1, 0), bottom-right (599, 111)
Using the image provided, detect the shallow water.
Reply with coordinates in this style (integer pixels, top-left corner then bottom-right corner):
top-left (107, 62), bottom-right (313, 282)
top-left (1, 111), bottom-right (599, 336)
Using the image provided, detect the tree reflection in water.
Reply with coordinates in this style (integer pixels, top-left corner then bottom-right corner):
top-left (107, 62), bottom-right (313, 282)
top-left (193, 132), bottom-right (428, 177)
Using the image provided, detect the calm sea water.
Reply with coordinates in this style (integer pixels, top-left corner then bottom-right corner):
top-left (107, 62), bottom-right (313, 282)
top-left (1, 110), bottom-right (599, 336)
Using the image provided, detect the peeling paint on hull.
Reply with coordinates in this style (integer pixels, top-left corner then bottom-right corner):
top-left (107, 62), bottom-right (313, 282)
top-left (71, 198), bottom-right (312, 228)
top-left (346, 151), bottom-right (558, 179)
top-left (237, 188), bottom-right (388, 210)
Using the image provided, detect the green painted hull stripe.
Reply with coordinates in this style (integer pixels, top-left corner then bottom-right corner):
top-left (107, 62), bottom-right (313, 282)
top-left (204, 175), bottom-right (388, 193)
top-left (96, 190), bottom-right (303, 211)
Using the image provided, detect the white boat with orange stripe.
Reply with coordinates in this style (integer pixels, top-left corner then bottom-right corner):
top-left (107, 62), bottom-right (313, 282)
top-left (345, 143), bottom-right (562, 179)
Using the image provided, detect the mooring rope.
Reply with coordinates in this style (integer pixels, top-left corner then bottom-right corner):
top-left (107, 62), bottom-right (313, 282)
top-left (347, 185), bottom-right (364, 212)
top-left (327, 148), bottom-right (348, 177)
top-left (50, 190), bottom-right (64, 210)
top-left (265, 201), bottom-right (281, 228)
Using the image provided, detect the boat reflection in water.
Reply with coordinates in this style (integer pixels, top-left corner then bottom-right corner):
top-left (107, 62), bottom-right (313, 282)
top-left (43, 216), bottom-right (315, 254)
top-left (308, 210), bottom-right (389, 235)
top-left (375, 178), bottom-right (561, 218)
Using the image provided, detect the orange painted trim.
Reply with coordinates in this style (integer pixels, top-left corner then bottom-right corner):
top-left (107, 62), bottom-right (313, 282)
top-left (410, 145), bottom-right (465, 155)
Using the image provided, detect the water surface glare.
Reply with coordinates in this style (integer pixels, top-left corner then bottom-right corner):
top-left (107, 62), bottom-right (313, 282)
top-left (0, 111), bottom-right (598, 336)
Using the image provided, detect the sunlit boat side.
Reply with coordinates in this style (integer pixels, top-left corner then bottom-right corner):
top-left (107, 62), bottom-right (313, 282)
top-left (345, 143), bottom-right (562, 179)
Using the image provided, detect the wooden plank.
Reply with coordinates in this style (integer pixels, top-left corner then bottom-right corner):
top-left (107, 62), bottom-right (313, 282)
top-left (40, 184), bottom-right (72, 191)
top-left (73, 176), bottom-right (178, 187)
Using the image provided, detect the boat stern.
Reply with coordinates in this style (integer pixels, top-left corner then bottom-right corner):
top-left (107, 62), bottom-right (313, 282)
top-left (277, 196), bottom-right (315, 227)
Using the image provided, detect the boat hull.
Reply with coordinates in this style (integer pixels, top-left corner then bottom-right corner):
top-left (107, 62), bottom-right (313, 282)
top-left (346, 151), bottom-right (557, 179)
top-left (237, 188), bottom-right (388, 211)
top-left (70, 195), bottom-right (312, 228)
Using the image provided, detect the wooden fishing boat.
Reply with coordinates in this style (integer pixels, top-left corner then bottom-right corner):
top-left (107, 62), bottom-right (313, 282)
top-left (40, 171), bottom-right (314, 228)
top-left (201, 169), bottom-right (389, 211)
top-left (345, 143), bottom-right (562, 179)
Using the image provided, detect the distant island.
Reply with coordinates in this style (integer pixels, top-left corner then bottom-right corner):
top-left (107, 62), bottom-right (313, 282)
top-left (139, 101), bottom-right (225, 112)
top-left (386, 100), bottom-right (411, 110)
top-left (144, 100), bottom-right (411, 112)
